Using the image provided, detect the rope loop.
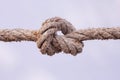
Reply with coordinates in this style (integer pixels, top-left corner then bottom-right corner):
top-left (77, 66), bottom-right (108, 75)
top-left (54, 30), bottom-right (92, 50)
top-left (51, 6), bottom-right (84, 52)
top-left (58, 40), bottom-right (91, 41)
top-left (36, 17), bottom-right (84, 56)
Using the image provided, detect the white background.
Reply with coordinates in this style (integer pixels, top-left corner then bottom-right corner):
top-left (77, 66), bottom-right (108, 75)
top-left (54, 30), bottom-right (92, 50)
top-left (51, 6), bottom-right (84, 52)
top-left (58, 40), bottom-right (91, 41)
top-left (0, 0), bottom-right (120, 80)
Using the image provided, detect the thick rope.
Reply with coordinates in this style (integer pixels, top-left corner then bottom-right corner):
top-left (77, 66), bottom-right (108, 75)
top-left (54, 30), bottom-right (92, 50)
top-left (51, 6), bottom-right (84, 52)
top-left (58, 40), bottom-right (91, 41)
top-left (0, 29), bottom-right (37, 42)
top-left (0, 17), bottom-right (120, 56)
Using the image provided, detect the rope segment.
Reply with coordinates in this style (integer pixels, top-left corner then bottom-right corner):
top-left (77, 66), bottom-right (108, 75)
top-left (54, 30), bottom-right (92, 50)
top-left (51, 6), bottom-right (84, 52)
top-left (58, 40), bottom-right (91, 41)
top-left (0, 17), bottom-right (120, 56)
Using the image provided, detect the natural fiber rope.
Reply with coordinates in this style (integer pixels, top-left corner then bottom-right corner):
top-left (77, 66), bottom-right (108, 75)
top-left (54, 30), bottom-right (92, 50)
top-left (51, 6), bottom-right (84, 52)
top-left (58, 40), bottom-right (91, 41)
top-left (0, 17), bottom-right (120, 56)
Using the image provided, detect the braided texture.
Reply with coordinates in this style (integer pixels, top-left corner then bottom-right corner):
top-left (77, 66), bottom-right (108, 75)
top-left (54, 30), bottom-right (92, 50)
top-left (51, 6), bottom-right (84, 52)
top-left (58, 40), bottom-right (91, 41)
top-left (0, 29), bottom-right (37, 42)
top-left (0, 17), bottom-right (120, 56)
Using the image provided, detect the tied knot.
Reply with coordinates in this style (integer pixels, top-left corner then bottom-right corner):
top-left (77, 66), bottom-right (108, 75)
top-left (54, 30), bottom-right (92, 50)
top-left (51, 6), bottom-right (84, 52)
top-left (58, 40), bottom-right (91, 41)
top-left (36, 17), bottom-right (84, 56)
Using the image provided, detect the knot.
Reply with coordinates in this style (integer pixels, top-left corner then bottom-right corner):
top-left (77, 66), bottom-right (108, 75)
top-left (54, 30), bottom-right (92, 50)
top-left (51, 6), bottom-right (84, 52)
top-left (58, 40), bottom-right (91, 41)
top-left (36, 17), bottom-right (84, 56)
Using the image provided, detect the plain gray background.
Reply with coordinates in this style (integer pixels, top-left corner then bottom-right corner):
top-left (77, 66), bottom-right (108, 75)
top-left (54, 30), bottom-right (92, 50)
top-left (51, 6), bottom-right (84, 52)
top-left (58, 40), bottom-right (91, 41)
top-left (0, 0), bottom-right (120, 80)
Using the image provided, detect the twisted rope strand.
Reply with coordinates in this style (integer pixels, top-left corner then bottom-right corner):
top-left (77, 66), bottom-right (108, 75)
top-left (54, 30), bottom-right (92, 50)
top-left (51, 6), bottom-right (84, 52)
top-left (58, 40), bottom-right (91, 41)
top-left (66, 27), bottom-right (120, 41)
top-left (0, 28), bottom-right (37, 42)
top-left (0, 17), bottom-right (120, 56)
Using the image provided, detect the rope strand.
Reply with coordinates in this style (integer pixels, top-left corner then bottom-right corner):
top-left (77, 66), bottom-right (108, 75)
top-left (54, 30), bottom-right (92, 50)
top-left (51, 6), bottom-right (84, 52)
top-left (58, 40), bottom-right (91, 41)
top-left (0, 17), bottom-right (120, 56)
top-left (0, 28), bottom-right (37, 42)
top-left (66, 27), bottom-right (120, 41)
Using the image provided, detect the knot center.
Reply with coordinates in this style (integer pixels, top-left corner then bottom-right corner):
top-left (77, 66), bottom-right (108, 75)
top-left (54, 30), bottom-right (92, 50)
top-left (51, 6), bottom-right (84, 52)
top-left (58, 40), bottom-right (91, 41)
top-left (36, 17), bottom-right (83, 56)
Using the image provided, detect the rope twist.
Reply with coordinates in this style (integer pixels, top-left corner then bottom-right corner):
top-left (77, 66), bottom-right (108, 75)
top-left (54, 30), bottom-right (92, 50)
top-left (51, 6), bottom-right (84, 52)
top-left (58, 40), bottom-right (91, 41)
top-left (36, 17), bottom-right (83, 56)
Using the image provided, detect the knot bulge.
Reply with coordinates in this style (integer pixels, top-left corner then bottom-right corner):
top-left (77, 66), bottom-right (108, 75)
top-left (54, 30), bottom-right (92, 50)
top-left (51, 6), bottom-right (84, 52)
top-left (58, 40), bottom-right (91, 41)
top-left (36, 17), bottom-right (84, 56)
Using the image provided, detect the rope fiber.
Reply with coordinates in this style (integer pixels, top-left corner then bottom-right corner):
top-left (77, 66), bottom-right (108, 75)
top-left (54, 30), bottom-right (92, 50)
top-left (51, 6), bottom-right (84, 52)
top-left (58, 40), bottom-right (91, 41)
top-left (0, 17), bottom-right (120, 56)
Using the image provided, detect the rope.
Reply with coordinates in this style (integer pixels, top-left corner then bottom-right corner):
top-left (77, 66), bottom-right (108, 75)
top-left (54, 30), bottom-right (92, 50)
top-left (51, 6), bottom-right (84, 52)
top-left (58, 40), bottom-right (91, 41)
top-left (0, 17), bottom-right (120, 56)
